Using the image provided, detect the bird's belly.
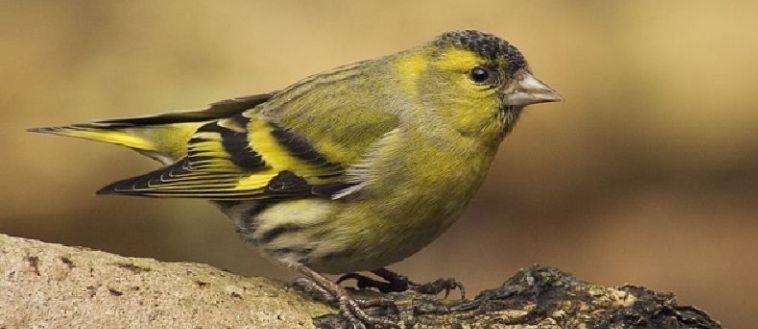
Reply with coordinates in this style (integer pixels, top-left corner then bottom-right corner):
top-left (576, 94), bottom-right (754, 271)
top-left (306, 148), bottom-right (496, 272)
top-left (244, 199), bottom-right (464, 274)
top-left (230, 137), bottom-right (498, 273)
top-left (313, 188), bottom-right (475, 273)
top-left (240, 168), bottom-right (484, 274)
top-left (308, 209), bottom-right (462, 274)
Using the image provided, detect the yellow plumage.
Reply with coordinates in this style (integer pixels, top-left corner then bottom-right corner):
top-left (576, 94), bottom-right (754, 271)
top-left (28, 123), bottom-right (201, 163)
top-left (30, 30), bottom-right (561, 328)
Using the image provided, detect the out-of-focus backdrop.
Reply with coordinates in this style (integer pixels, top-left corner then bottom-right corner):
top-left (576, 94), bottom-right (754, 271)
top-left (2, 1), bottom-right (756, 327)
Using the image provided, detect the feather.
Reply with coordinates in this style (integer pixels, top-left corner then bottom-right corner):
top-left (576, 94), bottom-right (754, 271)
top-left (97, 113), bottom-right (356, 200)
top-left (88, 93), bottom-right (275, 127)
top-left (28, 93), bottom-right (275, 164)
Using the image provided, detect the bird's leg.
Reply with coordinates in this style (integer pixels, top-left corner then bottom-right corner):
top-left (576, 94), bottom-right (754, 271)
top-left (291, 263), bottom-right (399, 329)
top-left (292, 277), bottom-right (336, 303)
top-left (340, 268), bottom-right (466, 300)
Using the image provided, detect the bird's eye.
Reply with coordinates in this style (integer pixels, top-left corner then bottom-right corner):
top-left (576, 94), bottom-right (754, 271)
top-left (469, 67), bottom-right (491, 84)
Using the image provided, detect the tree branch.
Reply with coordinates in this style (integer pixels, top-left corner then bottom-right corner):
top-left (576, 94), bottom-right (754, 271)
top-left (0, 234), bottom-right (721, 328)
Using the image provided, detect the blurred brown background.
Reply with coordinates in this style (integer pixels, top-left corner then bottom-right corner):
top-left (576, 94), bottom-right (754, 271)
top-left (2, 1), bottom-right (757, 327)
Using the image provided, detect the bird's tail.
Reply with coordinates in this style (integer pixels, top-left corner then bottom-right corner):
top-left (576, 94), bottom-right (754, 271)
top-left (28, 121), bottom-right (204, 164)
top-left (28, 94), bottom-right (273, 164)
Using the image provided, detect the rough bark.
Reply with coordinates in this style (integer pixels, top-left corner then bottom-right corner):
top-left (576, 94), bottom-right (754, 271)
top-left (0, 234), bottom-right (721, 329)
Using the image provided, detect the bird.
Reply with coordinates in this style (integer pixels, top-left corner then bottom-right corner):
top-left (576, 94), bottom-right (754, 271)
top-left (30, 30), bottom-right (561, 328)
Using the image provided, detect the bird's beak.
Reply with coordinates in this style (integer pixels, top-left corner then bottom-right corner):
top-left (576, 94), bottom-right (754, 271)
top-left (501, 70), bottom-right (562, 107)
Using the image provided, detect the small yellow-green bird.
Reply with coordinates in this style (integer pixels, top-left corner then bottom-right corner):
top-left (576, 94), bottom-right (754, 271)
top-left (31, 30), bottom-right (560, 327)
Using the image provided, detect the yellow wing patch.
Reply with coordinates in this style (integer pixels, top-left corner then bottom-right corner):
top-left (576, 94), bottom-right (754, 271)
top-left (98, 113), bottom-right (348, 200)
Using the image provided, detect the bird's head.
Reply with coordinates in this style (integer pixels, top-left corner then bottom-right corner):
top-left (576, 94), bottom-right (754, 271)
top-left (394, 30), bottom-right (561, 138)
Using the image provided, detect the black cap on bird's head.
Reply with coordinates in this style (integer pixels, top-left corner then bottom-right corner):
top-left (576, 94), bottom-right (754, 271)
top-left (435, 30), bottom-right (562, 107)
top-left (435, 30), bottom-right (527, 76)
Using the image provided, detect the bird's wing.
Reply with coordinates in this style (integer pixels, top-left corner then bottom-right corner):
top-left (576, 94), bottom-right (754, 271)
top-left (97, 112), bottom-right (359, 200)
top-left (98, 61), bottom-right (402, 200)
top-left (89, 93), bottom-right (275, 127)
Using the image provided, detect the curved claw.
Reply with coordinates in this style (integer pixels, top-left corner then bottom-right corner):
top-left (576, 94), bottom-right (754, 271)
top-left (333, 268), bottom-right (465, 325)
top-left (370, 268), bottom-right (466, 300)
top-left (411, 277), bottom-right (466, 300)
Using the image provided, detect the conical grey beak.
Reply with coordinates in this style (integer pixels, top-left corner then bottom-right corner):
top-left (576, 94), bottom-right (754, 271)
top-left (501, 71), bottom-right (562, 106)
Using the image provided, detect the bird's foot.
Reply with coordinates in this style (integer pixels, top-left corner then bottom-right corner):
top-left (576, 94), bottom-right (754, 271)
top-left (337, 295), bottom-right (399, 329)
top-left (338, 267), bottom-right (466, 300)
top-left (292, 272), bottom-right (400, 328)
top-left (411, 277), bottom-right (466, 299)
top-left (293, 277), bottom-right (336, 303)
